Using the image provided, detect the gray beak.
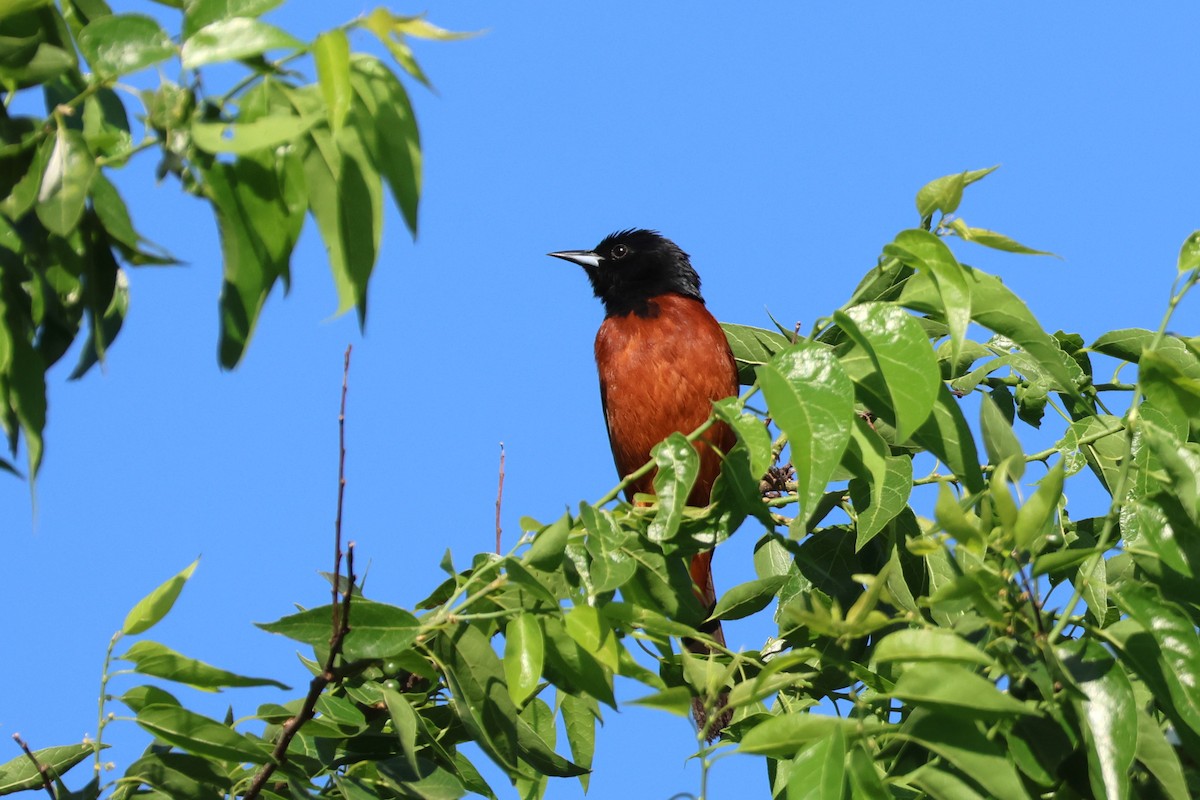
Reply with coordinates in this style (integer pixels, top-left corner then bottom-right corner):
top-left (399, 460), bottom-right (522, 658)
top-left (547, 249), bottom-right (602, 269)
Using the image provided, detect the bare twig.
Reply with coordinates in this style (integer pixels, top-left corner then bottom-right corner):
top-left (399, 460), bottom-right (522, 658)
top-left (495, 443), bottom-right (506, 554)
top-left (12, 734), bottom-right (56, 800)
top-left (333, 344), bottom-right (351, 612)
top-left (242, 347), bottom-right (357, 800)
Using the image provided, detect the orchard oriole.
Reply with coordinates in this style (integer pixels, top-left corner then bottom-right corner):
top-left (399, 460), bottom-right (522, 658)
top-left (549, 229), bottom-right (738, 735)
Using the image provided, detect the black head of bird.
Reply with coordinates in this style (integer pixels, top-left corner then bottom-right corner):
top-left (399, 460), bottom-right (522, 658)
top-left (548, 228), bottom-right (704, 318)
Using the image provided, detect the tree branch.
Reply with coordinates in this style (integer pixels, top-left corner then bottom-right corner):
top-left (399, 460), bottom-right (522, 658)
top-left (11, 734), bottom-right (56, 800)
top-left (494, 442), bottom-right (506, 554)
top-left (242, 346), bottom-right (356, 800)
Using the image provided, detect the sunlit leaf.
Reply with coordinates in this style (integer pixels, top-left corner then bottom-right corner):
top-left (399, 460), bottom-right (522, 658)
top-left (647, 432), bottom-right (698, 544)
top-left (759, 341), bottom-right (854, 533)
top-left (37, 127), bottom-right (96, 236)
top-left (0, 743), bottom-right (101, 794)
top-left (180, 17), bottom-right (300, 69)
top-left (119, 640), bottom-right (289, 691)
top-left (504, 614), bottom-right (544, 707)
top-left (134, 704), bottom-right (271, 763)
top-left (76, 14), bottom-right (174, 76)
top-left (122, 558), bottom-right (199, 635)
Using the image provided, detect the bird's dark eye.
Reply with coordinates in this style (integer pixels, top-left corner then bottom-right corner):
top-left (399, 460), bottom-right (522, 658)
top-left (610, 244), bottom-right (629, 260)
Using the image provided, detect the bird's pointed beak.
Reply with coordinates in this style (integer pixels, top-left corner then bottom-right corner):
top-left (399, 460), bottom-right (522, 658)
top-left (547, 249), bottom-right (602, 269)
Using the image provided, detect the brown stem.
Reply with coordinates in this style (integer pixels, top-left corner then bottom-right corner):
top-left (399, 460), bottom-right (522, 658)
top-left (494, 443), bottom-right (506, 554)
top-left (241, 347), bottom-right (356, 799)
top-left (11, 734), bottom-right (56, 800)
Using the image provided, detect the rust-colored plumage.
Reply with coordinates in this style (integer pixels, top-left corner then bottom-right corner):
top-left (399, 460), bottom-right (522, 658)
top-left (550, 229), bottom-right (739, 733)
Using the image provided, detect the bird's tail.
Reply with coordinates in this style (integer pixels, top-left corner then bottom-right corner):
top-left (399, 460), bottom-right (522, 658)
top-left (686, 551), bottom-right (731, 740)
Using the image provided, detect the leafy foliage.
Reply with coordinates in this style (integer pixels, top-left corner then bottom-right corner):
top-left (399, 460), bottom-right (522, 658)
top-left (0, 0), bottom-right (461, 478)
top-left (5, 166), bottom-right (1199, 798)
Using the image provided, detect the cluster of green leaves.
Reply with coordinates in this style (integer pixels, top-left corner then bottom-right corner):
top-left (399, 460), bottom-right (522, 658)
top-left (4, 169), bottom-right (1199, 799)
top-left (0, 0), bottom-right (464, 479)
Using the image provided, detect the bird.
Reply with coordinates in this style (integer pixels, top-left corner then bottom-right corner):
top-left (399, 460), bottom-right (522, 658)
top-left (549, 229), bottom-right (739, 736)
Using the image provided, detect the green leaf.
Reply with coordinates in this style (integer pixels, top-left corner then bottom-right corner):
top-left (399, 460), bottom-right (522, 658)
top-left (908, 764), bottom-right (987, 800)
top-left (435, 623), bottom-right (521, 775)
top-left (380, 686), bottom-right (420, 775)
top-left (628, 685), bottom-right (692, 717)
top-left (1140, 349), bottom-right (1200, 424)
top-left (1134, 709), bottom-right (1190, 800)
top-left (255, 599), bottom-right (418, 660)
top-left (582, 510), bottom-right (637, 594)
top-left (846, 744), bottom-right (890, 800)
top-left (122, 752), bottom-right (231, 800)
top-left (647, 431), bottom-right (698, 543)
top-left (540, 614), bottom-right (616, 708)
top-left (134, 704), bottom-right (271, 763)
top-left (759, 341), bottom-right (854, 532)
top-left (191, 114), bottom-right (316, 154)
top-left (503, 614), bottom-right (544, 707)
top-left (1013, 461), bottom-right (1064, 551)
top-left (118, 684), bottom-right (181, 714)
top-left (0, 0), bottom-right (52, 23)
top-left (740, 714), bottom-right (884, 757)
top-left (314, 29), bottom-right (351, 134)
top-left (1110, 582), bottom-right (1200, 740)
top-left (934, 482), bottom-right (985, 548)
top-left (911, 383), bottom-right (985, 494)
top-left (122, 558), bottom-right (199, 635)
top-left (712, 396), bottom-right (772, 478)
top-left (785, 729), bottom-right (846, 800)
top-left (721, 322), bottom-right (794, 385)
top-left (559, 692), bottom-right (597, 794)
top-left (204, 154), bottom-right (299, 368)
top-left (563, 604), bottom-right (619, 674)
top-left (348, 55), bottom-right (421, 236)
top-left (835, 302), bottom-right (939, 440)
top-left (889, 663), bottom-right (1035, 718)
top-left (900, 262), bottom-right (1086, 398)
top-left (914, 165), bottom-right (997, 219)
top-left (37, 127), bottom-right (96, 236)
top-left (948, 220), bottom-right (1055, 256)
top-left (180, 17), bottom-right (300, 68)
top-left (979, 392), bottom-right (1025, 478)
top-left (1091, 330), bottom-right (1200, 381)
top-left (437, 623), bottom-right (586, 780)
top-left (1177, 229), bottom-right (1200, 274)
top-left (873, 628), bottom-right (996, 667)
top-left (709, 574), bottom-right (786, 621)
top-left (0, 743), bottom-right (99, 794)
top-left (845, 417), bottom-right (912, 549)
top-left (525, 512), bottom-right (570, 570)
top-left (297, 101), bottom-right (382, 324)
top-left (1056, 638), bottom-right (1136, 800)
top-left (88, 173), bottom-right (175, 266)
top-left (76, 13), bottom-right (174, 77)
top-left (119, 640), bottom-right (289, 691)
top-left (1055, 414), bottom-right (1124, 481)
top-left (898, 712), bottom-right (1027, 800)
top-left (885, 229), bottom-right (971, 366)
top-left (182, 0), bottom-right (282, 39)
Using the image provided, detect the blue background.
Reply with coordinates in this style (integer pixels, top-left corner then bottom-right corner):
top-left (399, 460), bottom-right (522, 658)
top-left (4, 4), bottom-right (1199, 798)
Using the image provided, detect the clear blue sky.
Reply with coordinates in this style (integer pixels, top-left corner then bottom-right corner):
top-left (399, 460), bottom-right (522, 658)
top-left (4, 4), bottom-right (1199, 798)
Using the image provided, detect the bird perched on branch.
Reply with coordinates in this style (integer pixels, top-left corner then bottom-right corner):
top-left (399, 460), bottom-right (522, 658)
top-left (549, 229), bottom-right (738, 735)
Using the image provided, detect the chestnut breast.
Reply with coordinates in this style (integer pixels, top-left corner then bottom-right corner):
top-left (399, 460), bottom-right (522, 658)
top-left (594, 293), bottom-right (739, 504)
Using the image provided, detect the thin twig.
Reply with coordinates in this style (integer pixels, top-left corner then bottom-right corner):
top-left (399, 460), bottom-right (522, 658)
top-left (333, 345), bottom-right (351, 613)
top-left (242, 348), bottom-right (356, 800)
top-left (494, 443), bottom-right (506, 555)
top-left (12, 734), bottom-right (56, 800)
